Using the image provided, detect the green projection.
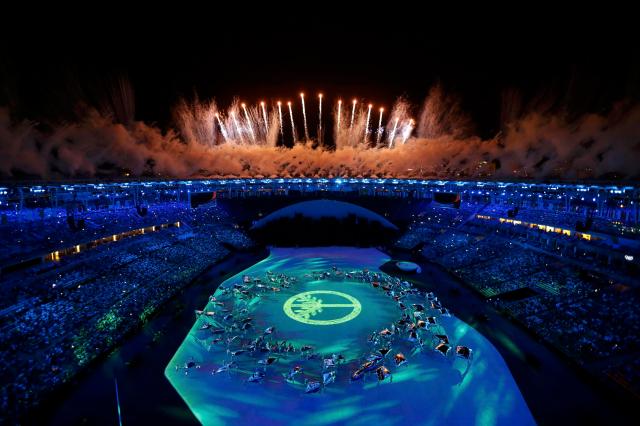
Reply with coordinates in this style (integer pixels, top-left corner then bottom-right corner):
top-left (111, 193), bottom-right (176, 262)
top-left (282, 290), bottom-right (362, 325)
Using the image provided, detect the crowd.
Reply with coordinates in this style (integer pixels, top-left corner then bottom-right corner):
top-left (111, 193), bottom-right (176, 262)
top-left (607, 356), bottom-right (640, 398)
top-left (0, 202), bottom-right (231, 267)
top-left (0, 203), bottom-right (254, 419)
top-left (466, 215), bottom-right (639, 279)
top-left (455, 247), bottom-right (548, 297)
top-left (481, 204), bottom-right (638, 239)
top-left (523, 285), bottom-right (640, 362)
top-left (396, 202), bottom-right (640, 396)
top-left (395, 204), bottom-right (477, 250)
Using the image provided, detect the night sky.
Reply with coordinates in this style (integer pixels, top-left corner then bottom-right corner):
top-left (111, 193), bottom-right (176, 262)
top-left (2, 12), bottom-right (639, 138)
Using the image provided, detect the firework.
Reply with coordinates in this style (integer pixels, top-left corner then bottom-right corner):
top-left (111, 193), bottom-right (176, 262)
top-left (260, 101), bottom-right (269, 135)
top-left (402, 119), bottom-right (414, 144)
top-left (214, 112), bottom-right (228, 142)
top-left (388, 117), bottom-right (399, 148)
top-left (364, 103), bottom-right (372, 143)
top-left (300, 93), bottom-right (309, 141)
top-left (376, 107), bottom-right (384, 145)
top-left (318, 93), bottom-right (323, 143)
top-left (287, 101), bottom-right (296, 143)
top-left (181, 92), bottom-right (424, 148)
top-left (231, 111), bottom-right (244, 143)
top-left (241, 103), bottom-right (256, 143)
top-left (277, 101), bottom-right (284, 137)
top-left (350, 99), bottom-right (357, 132)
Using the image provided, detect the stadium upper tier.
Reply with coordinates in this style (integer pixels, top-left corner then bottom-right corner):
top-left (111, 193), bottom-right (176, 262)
top-left (1, 178), bottom-right (638, 219)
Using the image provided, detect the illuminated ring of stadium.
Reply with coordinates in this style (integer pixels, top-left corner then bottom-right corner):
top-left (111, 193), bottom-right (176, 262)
top-left (283, 290), bottom-right (362, 325)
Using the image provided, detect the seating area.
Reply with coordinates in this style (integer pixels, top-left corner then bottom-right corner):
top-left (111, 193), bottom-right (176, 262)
top-left (455, 247), bottom-right (548, 297)
top-left (437, 236), bottom-right (515, 269)
top-left (523, 285), bottom-right (640, 362)
top-left (480, 204), bottom-right (638, 239)
top-left (0, 202), bottom-right (243, 267)
top-left (607, 356), bottom-right (640, 398)
top-left (395, 204), bottom-right (477, 251)
top-left (465, 213), bottom-right (639, 280)
top-left (396, 202), bottom-right (640, 395)
top-left (0, 203), bottom-right (253, 419)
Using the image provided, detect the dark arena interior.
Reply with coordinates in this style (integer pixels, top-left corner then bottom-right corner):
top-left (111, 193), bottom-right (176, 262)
top-left (2, 16), bottom-right (640, 426)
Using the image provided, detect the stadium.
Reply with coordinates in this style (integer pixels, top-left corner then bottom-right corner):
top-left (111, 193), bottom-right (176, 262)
top-left (0, 178), bottom-right (638, 425)
top-left (2, 16), bottom-right (640, 426)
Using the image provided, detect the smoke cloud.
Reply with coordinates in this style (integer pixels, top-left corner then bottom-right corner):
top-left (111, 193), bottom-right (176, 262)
top-left (1, 87), bottom-right (639, 181)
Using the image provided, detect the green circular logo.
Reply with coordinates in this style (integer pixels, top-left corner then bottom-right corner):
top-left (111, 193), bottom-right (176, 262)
top-left (283, 290), bottom-right (362, 325)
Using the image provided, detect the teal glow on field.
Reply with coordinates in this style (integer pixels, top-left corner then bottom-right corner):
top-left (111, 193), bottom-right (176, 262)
top-left (165, 247), bottom-right (535, 426)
